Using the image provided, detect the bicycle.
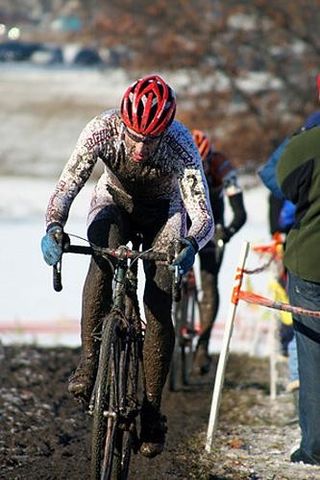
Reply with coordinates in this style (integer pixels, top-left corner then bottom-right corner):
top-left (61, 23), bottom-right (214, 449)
top-left (52, 233), bottom-right (181, 480)
top-left (168, 256), bottom-right (202, 391)
top-left (168, 226), bottom-right (227, 390)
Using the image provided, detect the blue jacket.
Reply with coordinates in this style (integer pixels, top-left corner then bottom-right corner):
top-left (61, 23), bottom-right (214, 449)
top-left (258, 139), bottom-right (288, 199)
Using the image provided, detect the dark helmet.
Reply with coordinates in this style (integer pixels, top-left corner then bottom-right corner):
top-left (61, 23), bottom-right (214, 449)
top-left (192, 129), bottom-right (210, 161)
top-left (120, 74), bottom-right (176, 136)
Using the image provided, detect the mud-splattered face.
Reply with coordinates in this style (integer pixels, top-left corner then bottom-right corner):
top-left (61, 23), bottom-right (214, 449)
top-left (124, 126), bottom-right (163, 163)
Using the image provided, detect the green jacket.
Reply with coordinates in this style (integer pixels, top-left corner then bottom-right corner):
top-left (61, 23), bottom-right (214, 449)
top-left (277, 126), bottom-right (320, 282)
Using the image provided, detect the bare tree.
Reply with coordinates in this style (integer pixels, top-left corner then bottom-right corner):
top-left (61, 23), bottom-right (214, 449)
top-left (5, 0), bottom-right (318, 165)
top-left (87, 0), bottom-right (319, 164)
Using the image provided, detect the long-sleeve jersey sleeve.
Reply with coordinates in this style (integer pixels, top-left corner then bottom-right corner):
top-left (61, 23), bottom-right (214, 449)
top-left (45, 117), bottom-right (106, 227)
top-left (178, 160), bottom-right (214, 249)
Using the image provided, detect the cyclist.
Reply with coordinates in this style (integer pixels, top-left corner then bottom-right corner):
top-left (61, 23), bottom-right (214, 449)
top-left (191, 129), bottom-right (247, 374)
top-left (40, 75), bottom-right (214, 458)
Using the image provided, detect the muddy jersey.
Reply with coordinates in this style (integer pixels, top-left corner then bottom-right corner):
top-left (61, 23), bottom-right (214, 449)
top-left (45, 109), bottom-right (214, 250)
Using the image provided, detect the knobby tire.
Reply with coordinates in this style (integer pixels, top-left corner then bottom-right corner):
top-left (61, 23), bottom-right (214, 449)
top-left (169, 292), bottom-right (187, 391)
top-left (169, 285), bottom-right (197, 391)
top-left (91, 313), bottom-right (119, 480)
top-left (111, 325), bottom-right (140, 480)
top-left (91, 312), bottom-right (141, 480)
top-left (181, 292), bottom-right (196, 386)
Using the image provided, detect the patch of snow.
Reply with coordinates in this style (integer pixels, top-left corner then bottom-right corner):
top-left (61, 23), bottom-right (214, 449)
top-left (227, 13), bottom-right (257, 31)
top-left (236, 72), bottom-right (283, 93)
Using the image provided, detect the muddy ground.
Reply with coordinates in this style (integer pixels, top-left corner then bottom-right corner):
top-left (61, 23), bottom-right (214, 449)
top-left (0, 345), bottom-right (319, 480)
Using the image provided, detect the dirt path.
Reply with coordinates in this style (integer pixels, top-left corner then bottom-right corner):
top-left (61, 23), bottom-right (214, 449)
top-left (0, 345), bottom-right (319, 480)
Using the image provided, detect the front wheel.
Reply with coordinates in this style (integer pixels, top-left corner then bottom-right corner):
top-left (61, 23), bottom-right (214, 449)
top-left (90, 313), bottom-right (119, 480)
top-left (90, 312), bottom-right (141, 480)
top-left (181, 290), bottom-right (198, 386)
top-left (169, 289), bottom-right (188, 392)
top-left (169, 280), bottom-right (199, 391)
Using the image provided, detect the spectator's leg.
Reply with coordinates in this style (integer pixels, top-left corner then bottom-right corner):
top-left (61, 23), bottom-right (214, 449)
top-left (288, 271), bottom-right (320, 465)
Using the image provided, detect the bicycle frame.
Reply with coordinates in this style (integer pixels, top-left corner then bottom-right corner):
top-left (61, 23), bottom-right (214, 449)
top-left (92, 244), bottom-right (142, 480)
top-left (51, 236), bottom-right (172, 480)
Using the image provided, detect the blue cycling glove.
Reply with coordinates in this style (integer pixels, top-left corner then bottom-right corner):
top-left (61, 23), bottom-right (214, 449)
top-left (41, 223), bottom-right (64, 266)
top-left (169, 237), bottom-right (198, 275)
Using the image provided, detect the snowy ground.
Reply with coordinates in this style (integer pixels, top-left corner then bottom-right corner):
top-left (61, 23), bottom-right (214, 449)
top-left (1, 63), bottom-right (273, 354)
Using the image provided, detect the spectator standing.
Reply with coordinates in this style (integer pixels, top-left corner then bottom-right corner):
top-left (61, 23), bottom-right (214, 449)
top-left (258, 111), bottom-right (320, 396)
top-left (277, 121), bottom-right (320, 465)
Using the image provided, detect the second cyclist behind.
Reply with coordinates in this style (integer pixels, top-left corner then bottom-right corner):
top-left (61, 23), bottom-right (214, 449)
top-left (191, 129), bottom-right (247, 374)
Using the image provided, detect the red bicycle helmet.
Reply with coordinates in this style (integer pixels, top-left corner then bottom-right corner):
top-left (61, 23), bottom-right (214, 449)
top-left (120, 74), bottom-right (176, 136)
top-left (192, 129), bottom-right (210, 160)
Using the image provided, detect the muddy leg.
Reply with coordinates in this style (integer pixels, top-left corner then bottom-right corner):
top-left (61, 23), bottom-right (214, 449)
top-left (140, 262), bottom-right (174, 457)
top-left (68, 215), bottom-right (125, 402)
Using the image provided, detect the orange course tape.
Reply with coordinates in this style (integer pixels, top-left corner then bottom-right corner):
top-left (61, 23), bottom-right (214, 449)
top-left (238, 290), bottom-right (320, 318)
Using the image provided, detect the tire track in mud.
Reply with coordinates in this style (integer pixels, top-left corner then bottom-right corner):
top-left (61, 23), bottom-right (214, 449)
top-left (1, 346), bottom-right (318, 479)
top-left (0, 346), bottom-right (214, 479)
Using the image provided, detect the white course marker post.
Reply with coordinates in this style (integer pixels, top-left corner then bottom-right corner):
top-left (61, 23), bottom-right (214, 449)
top-left (269, 313), bottom-right (278, 400)
top-left (205, 241), bottom-right (250, 453)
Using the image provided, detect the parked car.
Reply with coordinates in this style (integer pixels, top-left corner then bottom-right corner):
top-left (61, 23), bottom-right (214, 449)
top-left (30, 45), bottom-right (63, 65)
top-left (73, 47), bottom-right (103, 66)
top-left (0, 41), bottom-right (42, 61)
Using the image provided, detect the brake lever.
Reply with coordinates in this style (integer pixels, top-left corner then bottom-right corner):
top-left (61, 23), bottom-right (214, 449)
top-left (53, 261), bottom-right (62, 292)
top-left (52, 227), bottom-right (65, 292)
